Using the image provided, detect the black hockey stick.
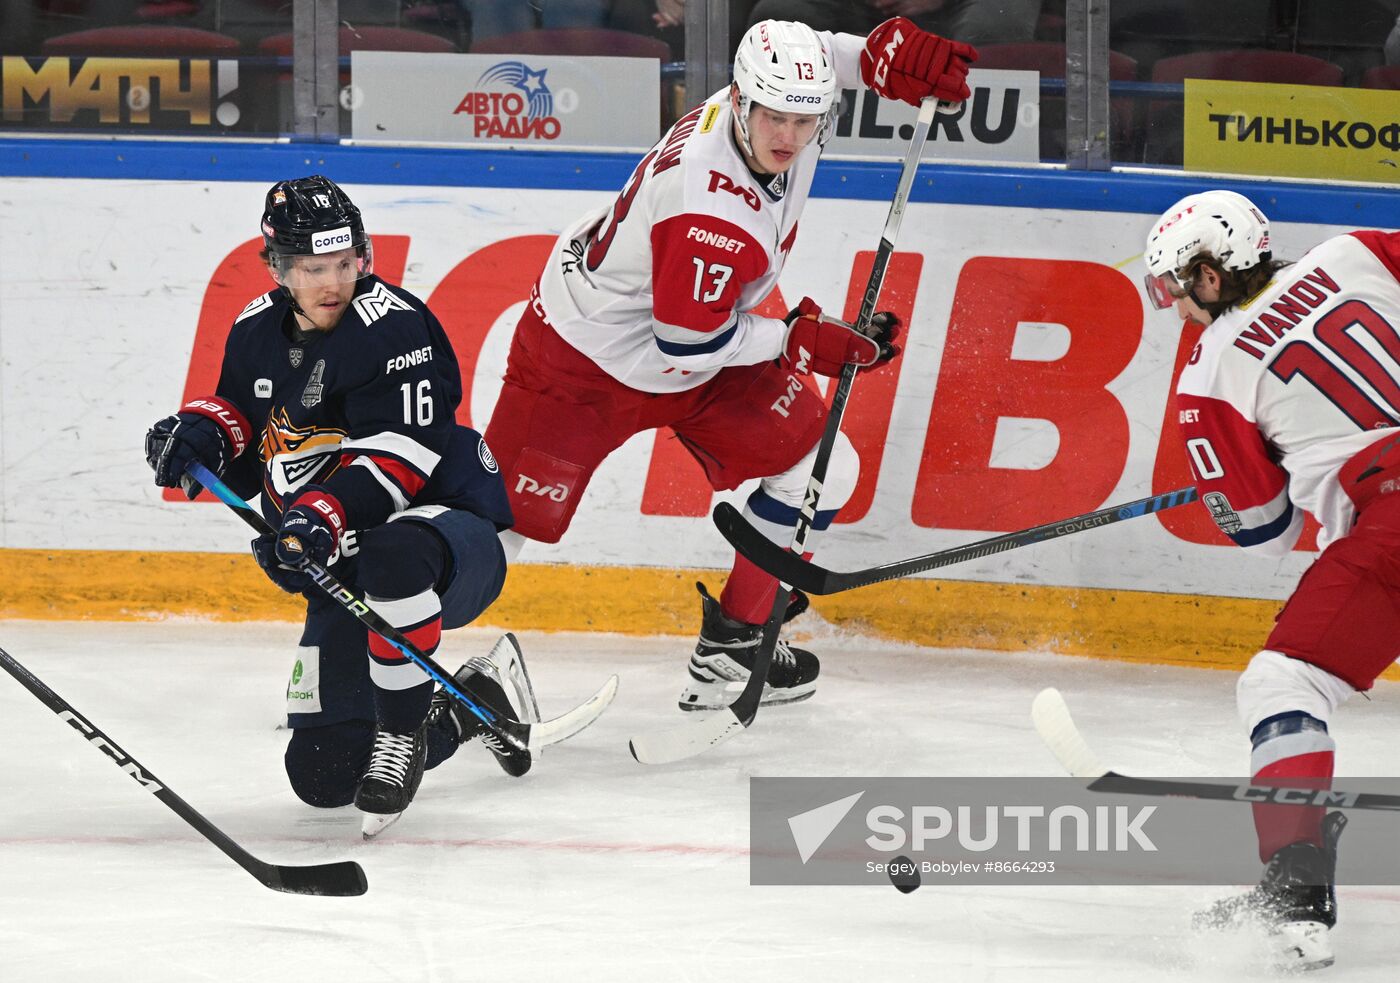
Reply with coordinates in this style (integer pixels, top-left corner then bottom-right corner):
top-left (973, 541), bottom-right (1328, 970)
top-left (628, 96), bottom-right (942, 765)
top-left (188, 463), bottom-right (617, 757)
top-left (1033, 687), bottom-right (1400, 812)
top-left (0, 644), bottom-right (367, 895)
top-left (715, 486), bottom-right (1200, 595)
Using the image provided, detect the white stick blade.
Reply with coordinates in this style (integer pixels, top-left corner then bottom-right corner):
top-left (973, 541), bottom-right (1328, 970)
top-left (629, 709), bottom-right (746, 766)
top-left (1031, 687), bottom-right (1109, 779)
top-left (530, 674), bottom-right (619, 752)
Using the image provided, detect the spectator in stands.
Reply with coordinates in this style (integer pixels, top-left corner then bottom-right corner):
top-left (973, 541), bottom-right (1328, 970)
top-left (607, 0), bottom-right (756, 59)
top-left (649, 0), bottom-right (684, 28)
top-left (745, 0), bottom-right (1040, 47)
top-left (464, 0), bottom-right (611, 42)
top-left (1387, 13), bottom-right (1400, 65)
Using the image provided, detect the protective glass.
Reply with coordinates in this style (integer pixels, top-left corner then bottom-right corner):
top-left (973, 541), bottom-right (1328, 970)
top-left (1143, 269), bottom-right (1190, 310)
top-left (270, 244), bottom-right (373, 289)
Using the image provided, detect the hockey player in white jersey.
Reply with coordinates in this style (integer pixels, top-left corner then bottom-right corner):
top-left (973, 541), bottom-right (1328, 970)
top-left (1143, 189), bottom-right (1400, 970)
top-left (484, 18), bottom-right (976, 712)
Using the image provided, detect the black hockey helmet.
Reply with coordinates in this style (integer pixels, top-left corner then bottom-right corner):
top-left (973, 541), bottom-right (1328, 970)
top-left (260, 175), bottom-right (373, 286)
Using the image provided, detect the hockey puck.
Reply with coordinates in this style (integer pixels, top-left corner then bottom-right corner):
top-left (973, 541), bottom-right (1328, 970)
top-left (889, 855), bottom-right (921, 894)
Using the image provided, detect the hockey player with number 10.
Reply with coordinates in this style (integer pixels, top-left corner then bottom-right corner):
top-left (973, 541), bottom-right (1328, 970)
top-left (484, 18), bottom-right (977, 712)
top-left (1143, 190), bottom-right (1400, 970)
top-left (145, 176), bottom-right (541, 838)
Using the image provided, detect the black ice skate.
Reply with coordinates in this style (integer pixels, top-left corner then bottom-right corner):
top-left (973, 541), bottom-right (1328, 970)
top-left (1193, 811), bottom-right (1346, 972)
top-left (678, 582), bottom-right (819, 712)
top-left (429, 633), bottom-right (539, 777)
top-left (355, 722), bottom-right (428, 839)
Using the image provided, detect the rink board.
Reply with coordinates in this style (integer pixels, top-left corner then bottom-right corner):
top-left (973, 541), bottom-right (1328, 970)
top-left (1, 140), bottom-right (1397, 672)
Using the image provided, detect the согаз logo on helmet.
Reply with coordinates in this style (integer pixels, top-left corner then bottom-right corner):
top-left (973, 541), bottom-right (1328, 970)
top-left (452, 61), bottom-right (562, 141)
top-left (311, 227), bottom-right (353, 254)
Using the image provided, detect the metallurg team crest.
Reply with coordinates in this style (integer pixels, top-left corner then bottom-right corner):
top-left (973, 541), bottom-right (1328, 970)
top-left (260, 408), bottom-right (346, 498)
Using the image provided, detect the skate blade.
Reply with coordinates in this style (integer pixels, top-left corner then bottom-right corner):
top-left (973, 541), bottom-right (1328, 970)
top-left (1271, 921), bottom-right (1333, 973)
top-left (360, 810), bottom-right (404, 840)
top-left (677, 683), bottom-right (816, 712)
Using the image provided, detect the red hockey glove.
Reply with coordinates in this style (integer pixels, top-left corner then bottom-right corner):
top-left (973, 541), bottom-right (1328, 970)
top-left (783, 298), bottom-right (901, 377)
top-left (861, 16), bottom-right (978, 107)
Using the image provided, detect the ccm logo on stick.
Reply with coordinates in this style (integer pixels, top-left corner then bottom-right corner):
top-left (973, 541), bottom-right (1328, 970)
top-left (58, 711), bottom-right (163, 791)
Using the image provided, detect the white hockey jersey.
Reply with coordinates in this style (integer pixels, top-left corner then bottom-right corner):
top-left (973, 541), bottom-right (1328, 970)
top-left (535, 31), bottom-right (867, 394)
top-left (1176, 230), bottom-right (1400, 556)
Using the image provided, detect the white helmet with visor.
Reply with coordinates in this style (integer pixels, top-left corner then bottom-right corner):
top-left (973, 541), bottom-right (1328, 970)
top-left (1143, 190), bottom-right (1271, 310)
top-left (731, 19), bottom-right (839, 157)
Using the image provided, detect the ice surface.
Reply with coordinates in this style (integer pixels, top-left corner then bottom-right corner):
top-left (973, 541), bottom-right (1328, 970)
top-left (1, 618), bottom-right (1396, 981)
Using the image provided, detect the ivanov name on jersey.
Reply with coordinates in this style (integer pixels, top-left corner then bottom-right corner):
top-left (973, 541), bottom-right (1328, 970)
top-left (213, 275), bottom-right (512, 537)
top-left (1176, 230), bottom-right (1400, 555)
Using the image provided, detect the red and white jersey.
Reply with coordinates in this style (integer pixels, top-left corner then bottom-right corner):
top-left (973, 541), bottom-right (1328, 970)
top-left (1176, 230), bottom-right (1400, 555)
top-left (535, 31), bottom-right (866, 393)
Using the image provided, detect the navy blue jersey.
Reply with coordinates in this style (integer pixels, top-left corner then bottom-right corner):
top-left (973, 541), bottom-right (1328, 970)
top-left (213, 276), bottom-right (512, 534)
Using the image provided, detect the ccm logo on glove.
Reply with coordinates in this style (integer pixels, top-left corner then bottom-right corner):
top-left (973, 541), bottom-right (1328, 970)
top-left (860, 17), bottom-right (978, 107)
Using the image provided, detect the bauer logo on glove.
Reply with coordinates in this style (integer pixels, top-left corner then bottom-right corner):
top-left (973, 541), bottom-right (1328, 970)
top-left (273, 488), bottom-right (346, 571)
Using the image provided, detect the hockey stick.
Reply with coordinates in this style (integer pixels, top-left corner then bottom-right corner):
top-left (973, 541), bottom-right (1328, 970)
top-left (187, 462), bottom-right (617, 756)
top-left (1032, 687), bottom-right (1400, 812)
top-left (0, 644), bottom-right (368, 895)
top-left (628, 96), bottom-right (942, 766)
top-left (715, 486), bottom-right (1200, 595)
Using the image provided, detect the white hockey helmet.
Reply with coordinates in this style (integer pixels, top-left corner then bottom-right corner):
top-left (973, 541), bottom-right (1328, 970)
top-left (731, 19), bottom-right (838, 155)
top-left (1143, 190), bottom-right (1271, 309)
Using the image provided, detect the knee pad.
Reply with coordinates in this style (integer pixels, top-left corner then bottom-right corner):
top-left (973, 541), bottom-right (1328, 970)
top-left (1236, 650), bottom-right (1355, 735)
top-left (355, 520), bottom-right (449, 600)
top-left (284, 721), bottom-right (374, 808)
top-left (760, 430), bottom-right (860, 511)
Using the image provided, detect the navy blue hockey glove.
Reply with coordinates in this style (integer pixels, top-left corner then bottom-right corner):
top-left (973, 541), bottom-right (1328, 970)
top-left (251, 533), bottom-right (313, 594)
top-left (273, 488), bottom-right (347, 572)
top-left (145, 396), bottom-right (251, 499)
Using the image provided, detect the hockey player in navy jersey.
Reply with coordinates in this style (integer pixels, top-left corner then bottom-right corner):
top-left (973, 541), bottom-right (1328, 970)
top-left (1143, 190), bottom-right (1400, 970)
top-left (145, 176), bottom-right (533, 837)
top-left (483, 18), bottom-right (976, 714)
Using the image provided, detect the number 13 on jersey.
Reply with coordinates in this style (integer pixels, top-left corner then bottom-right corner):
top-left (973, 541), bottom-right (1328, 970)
top-left (692, 259), bottom-right (734, 304)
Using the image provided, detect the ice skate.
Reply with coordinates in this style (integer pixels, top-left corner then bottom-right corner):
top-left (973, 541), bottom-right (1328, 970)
top-left (1194, 812), bottom-right (1346, 972)
top-left (678, 582), bottom-right (819, 712)
top-left (355, 722), bottom-right (428, 839)
top-left (429, 632), bottom-right (539, 777)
